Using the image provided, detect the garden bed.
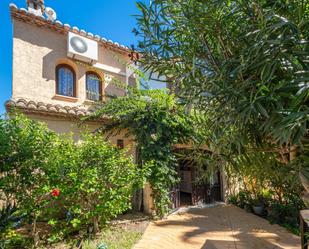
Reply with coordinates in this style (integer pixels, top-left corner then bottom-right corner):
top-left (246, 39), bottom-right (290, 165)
top-left (4, 212), bottom-right (149, 249)
top-left (228, 190), bottom-right (304, 235)
top-left (52, 212), bottom-right (149, 249)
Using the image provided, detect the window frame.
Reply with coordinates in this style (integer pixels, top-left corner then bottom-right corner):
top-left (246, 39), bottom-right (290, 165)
top-left (117, 139), bottom-right (124, 149)
top-left (85, 71), bottom-right (102, 101)
top-left (55, 64), bottom-right (77, 98)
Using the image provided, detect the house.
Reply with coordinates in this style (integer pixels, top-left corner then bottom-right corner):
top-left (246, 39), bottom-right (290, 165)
top-left (5, 0), bottom-right (229, 214)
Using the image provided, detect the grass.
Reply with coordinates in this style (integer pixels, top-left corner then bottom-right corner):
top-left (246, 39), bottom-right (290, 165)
top-left (81, 226), bottom-right (143, 249)
top-left (4, 212), bottom-right (148, 249)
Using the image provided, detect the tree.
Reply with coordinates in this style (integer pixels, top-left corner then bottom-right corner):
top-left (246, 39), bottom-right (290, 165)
top-left (134, 0), bottom-right (309, 187)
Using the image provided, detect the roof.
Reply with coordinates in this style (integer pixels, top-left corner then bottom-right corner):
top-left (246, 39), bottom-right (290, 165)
top-left (5, 98), bottom-right (96, 118)
top-left (9, 3), bottom-right (132, 55)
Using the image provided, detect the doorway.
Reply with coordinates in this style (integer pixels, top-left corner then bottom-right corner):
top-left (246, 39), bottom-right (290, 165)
top-left (174, 149), bottom-right (223, 208)
top-left (179, 168), bottom-right (193, 206)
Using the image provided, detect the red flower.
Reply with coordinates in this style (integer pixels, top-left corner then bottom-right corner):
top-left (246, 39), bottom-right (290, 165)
top-left (51, 188), bottom-right (60, 197)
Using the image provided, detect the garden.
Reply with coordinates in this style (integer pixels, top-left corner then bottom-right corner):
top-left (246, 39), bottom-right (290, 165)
top-left (0, 90), bottom-right (198, 248)
top-left (1, 89), bottom-right (307, 248)
top-left (1, 0), bottom-right (309, 248)
top-left (0, 114), bottom-right (148, 248)
top-left (133, 0), bottom-right (308, 239)
top-left (227, 150), bottom-right (305, 234)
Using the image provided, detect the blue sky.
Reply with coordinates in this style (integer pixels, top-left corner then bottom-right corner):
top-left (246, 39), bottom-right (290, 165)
top-left (0, 0), bottom-right (141, 114)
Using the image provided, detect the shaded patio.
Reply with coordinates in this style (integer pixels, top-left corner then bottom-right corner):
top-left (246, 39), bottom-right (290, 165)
top-left (134, 204), bottom-right (300, 249)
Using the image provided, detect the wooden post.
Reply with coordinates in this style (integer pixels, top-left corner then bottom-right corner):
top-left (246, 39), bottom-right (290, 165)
top-left (131, 189), bottom-right (143, 212)
top-left (300, 210), bottom-right (309, 249)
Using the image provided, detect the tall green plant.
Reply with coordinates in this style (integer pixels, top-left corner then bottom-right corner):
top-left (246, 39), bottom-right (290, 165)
top-left (134, 0), bottom-right (309, 190)
top-left (0, 114), bottom-right (144, 246)
top-left (48, 133), bottom-right (143, 234)
top-left (87, 90), bottom-right (196, 216)
top-left (0, 115), bottom-right (60, 245)
top-left (135, 0), bottom-right (309, 143)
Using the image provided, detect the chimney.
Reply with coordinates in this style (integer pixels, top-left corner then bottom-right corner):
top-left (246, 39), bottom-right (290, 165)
top-left (26, 0), bottom-right (45, 16)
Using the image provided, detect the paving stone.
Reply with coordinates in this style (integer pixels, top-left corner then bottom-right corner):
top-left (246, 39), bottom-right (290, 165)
top-left (134, 204), bottom-right (300, 249)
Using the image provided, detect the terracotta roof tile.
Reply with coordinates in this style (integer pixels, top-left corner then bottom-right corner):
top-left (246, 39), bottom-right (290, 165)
top-left (9, 3), bottom-right (131, 54)
top-left (5, 98), bottom-right (95, 118)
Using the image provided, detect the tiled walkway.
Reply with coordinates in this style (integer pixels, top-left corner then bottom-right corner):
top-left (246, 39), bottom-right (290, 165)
top-left (134, 204), bottom-right (300, 249)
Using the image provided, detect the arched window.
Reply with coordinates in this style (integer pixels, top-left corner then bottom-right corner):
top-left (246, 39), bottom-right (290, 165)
top-left (86, 72), bottom-right (102, 101)
top-left (56, 64), bottom-right (76, 97)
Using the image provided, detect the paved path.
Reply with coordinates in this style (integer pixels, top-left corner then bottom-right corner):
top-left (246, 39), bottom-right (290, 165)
top-left (134, 204), bottom-right (300, 249)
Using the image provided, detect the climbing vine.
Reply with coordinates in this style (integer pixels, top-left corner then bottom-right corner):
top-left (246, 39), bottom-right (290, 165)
top-left (88, 89), bottom-right (197, 216)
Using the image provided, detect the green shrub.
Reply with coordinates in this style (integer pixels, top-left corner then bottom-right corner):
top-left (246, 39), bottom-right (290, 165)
top-left (227, 195), bottom-right (238, 205)
top-left (0, 229), bottom-right (32, 249)
top-left (228, 191), bottom-right (251, 208)
top-left (268, 194), bottom-right (305, 231)
top-left (48, 133), bottom-right (145, 234)
top-left (0, 115), bottom-right (58, 211)
top-left (229, 189), bottom-right (304, 234)
top-left (0, 114), bottom-right (145, 246)
top-left (0, 115), bottom-right (61, 245)
top-left (0, 204), bottom-right (29, 249)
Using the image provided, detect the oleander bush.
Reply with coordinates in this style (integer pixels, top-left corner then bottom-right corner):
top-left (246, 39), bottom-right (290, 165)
top-left (0, 114), bottom-right (145, 247)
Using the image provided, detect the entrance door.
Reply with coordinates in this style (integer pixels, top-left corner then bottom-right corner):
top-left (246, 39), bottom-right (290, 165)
top-left (169, 186), bottom-right (180, 210)
top-left (171, 150), bottom-right (223, 209)
top-left (204, 171), bottom-right (222, 203)
top-left (192, 184), bottom-right (207, 205)
top-left (184, 166), bottom-right (222, 205)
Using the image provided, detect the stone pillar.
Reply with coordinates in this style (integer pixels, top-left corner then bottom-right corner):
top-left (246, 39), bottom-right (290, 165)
top-left (143, 182), bottom-right (155, 215)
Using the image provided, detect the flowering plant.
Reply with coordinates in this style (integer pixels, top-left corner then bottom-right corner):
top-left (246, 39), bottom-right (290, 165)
top-left (51, 189), bottom-right (60, 197)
